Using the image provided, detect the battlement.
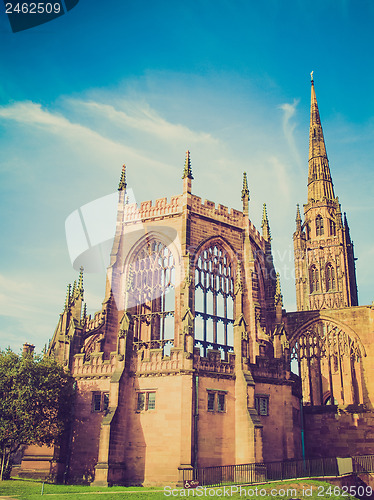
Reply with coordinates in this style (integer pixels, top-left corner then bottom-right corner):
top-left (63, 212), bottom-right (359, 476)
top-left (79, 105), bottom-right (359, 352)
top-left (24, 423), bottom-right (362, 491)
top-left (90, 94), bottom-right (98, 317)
top-left (250, 357), bottom-right (291, 382)
top-left (133, 347), bottom-right (192, 375)
top-left (190, 195), bottom-right (244, 227)
top-left (123, 195), bottom-right (182, 222)
top-left (84, 310), bottom-right (106, 333)
top-left (72, 351), bottom-right (119, 378)
top-left (194, 348), bottom-right (235, 376)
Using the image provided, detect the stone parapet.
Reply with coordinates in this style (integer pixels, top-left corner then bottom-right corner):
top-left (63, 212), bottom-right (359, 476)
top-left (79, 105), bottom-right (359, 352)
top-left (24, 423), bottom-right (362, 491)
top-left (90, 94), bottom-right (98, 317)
top-left (133, 347), bottom-right (192, 375)
top-left (123, 195), bottom-right (182, 222)
top-left (250, 357), bottom-right (292, 383)
top-left (84, 310), bottom-right (106, 333)
top-left (72, 351), bottom-right (119, 378)
top-left (194, 349), bottom-right (235, 377)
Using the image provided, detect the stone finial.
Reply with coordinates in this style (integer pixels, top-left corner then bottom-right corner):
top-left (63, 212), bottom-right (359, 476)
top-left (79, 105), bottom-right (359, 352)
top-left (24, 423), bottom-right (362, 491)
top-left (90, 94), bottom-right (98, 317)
top-left (275, 272), bottom-right (283, 307)
top-left (310, 70), bottom-right (314, 83)
top-left (64, 284), bottom-right (71, 310)
top-left (118, 164), bottom-right (127, 191)
top-left (241, 172), bottom-right (249, 200)
top-left (182, 150), bottom-right (193, 180)
top-left (261, 203), bottom-right (271, 242)
top-left (78, 266), bottom-right (84, 295)
top-left (296, 204), bottom-right (302, 232)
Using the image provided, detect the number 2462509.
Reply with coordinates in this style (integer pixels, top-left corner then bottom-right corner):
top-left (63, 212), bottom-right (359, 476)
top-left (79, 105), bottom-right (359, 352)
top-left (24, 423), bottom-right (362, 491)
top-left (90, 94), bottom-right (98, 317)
top-left (5, 3), bottom-right (61, 14)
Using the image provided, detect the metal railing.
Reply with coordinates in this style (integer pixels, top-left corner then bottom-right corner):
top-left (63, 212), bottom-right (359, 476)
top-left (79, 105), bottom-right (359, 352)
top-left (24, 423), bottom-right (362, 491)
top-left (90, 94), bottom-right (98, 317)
top-left (181, 456), bottom-right (340, 487)
top-left (353, 455), bottom-right (374, 474)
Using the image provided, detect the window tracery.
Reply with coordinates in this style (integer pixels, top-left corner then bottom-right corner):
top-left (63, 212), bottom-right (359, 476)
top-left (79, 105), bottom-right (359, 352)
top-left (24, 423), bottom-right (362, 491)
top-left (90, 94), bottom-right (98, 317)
top-left (290, 320), bottom-right (362, 407)
top-left (326, 263), bottom-right (336, 291)
top-left (316, 215), bottom-right (324, 236)
top-left (310, 265), bottom-right (319, 293)
top-left (194, 243), bottom-right (234, 358)
top-left (129, 240), bottom-right (175, 350)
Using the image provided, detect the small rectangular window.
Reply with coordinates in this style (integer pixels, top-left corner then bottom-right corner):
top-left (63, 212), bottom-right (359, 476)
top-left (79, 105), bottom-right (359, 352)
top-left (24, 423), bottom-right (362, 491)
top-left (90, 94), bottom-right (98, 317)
top-left (255, 395), bottom-right (269, 416)
top-left (103, 392), bottom-right (109, 411)
top-left (217, 393), bottom-right (225, 412)
top-left (136, 391), bottom-right (156, 411)
top-left (137, 392), bottom-right (146, 411)
top-left (207, 392), bottom-right (215, 412)
top-left (147, 392), bottom-right (156, 410)
top-left (92, 392), bottom-right (102, 412)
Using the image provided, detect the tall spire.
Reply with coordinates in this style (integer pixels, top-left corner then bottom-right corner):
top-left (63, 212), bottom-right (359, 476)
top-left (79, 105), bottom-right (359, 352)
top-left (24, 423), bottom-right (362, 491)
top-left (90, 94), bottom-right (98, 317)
top-left (182, 150), bottom-right (193, 180)
top-left (118, 164), bottom-right (127, 191)
top-left (261, 203), bottom-right (271, 241)
top-left (308, 74), bottom-right (335, 202)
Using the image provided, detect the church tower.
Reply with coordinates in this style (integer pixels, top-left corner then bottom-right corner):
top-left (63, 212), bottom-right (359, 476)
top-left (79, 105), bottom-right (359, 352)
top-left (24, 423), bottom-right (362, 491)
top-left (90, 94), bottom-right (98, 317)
top-left (293, 74), bottom-right (358, 310)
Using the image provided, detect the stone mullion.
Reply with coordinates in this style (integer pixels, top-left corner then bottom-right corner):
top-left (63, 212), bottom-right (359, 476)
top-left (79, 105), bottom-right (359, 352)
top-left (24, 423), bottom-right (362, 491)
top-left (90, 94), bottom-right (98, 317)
top-left (213, 272), bottom-right (217, 344)
top-left (327, 333), bottom-right (335, 405)
top-left (203, 271), bottom-right (207, 356)
top-left (306, 343), bottom-right (314, 406)
top-left (161, 271), bottom-right (166, 341)
top-left (316, 325), bottom-right (324, 405)
top-left (224, 287), bottom-right (228, 347)
top-left (350, 355), bottom-right (359, 405)
top-left (337, 332), bottom-right (345, 404)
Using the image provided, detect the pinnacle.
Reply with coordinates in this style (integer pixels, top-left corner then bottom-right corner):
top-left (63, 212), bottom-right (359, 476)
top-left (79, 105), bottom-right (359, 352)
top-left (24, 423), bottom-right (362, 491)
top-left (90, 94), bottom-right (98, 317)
top-left (182, 150), bottom-right (193, 180)
top-left (241, 172), bottom-right (249, 200)
top-left (118, 164), bottom-right (127, 191)
top-left (64, 284), bottom-right (71, 310)
top-left (275, 272), bottom-right (283, 306)
top-left (296, 204), bottom-right (301, 221)
top-left (261, 203), bottom-right (271, 241)
top-left (296, 204), bottom-right (302, 231)
top-left (78, 266), bottom-right (84, 293)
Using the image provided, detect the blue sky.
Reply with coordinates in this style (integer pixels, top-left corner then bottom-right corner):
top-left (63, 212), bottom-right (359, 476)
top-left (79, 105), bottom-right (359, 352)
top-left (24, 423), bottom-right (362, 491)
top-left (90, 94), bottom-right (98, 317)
top-left (1, 0), bottom-right (374, 352)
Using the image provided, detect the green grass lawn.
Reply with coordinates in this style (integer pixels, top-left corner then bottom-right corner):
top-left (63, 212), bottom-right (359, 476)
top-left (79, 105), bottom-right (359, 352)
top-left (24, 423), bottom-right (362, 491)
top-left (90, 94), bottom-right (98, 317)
top-left (0, 478), bottom-right (366, 500)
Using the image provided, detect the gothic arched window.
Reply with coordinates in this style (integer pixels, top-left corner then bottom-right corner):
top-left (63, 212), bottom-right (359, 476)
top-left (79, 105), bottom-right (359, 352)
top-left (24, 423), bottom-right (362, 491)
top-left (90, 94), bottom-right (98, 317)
top-left (194, 244), bottom-right (234, 358)
top-left (310, 265), bottom-right (319, 293)
top-left (326, 263), bottom-right (336, 291)
top-left (316, 216), bottom-right (324, 236)
top-left (130, 240), bottom-right (175, 347)
top-left (290, 320), bottom-right (363, 407)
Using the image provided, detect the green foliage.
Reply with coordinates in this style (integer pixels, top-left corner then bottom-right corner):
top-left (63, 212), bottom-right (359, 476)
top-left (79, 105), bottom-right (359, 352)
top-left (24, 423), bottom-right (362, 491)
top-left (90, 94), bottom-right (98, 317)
top-left (0, 349), bottom-right (74, 480)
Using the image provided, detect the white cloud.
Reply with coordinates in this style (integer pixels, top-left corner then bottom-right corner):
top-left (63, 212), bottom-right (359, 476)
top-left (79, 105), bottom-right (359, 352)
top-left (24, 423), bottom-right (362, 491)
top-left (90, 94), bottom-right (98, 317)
top-left (0, 273), bottom-right (60, 319)
top-left (279, 99), bottom-right (302, 167)
top-left (71, 99), bottom-right (217, 145)
top-left (0, 101), bottom-right (176, 174)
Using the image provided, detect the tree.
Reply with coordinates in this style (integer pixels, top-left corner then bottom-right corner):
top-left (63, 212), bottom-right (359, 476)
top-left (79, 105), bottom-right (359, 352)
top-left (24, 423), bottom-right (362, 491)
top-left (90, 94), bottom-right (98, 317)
top-left (0, 349), bottom-right (74, 480)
